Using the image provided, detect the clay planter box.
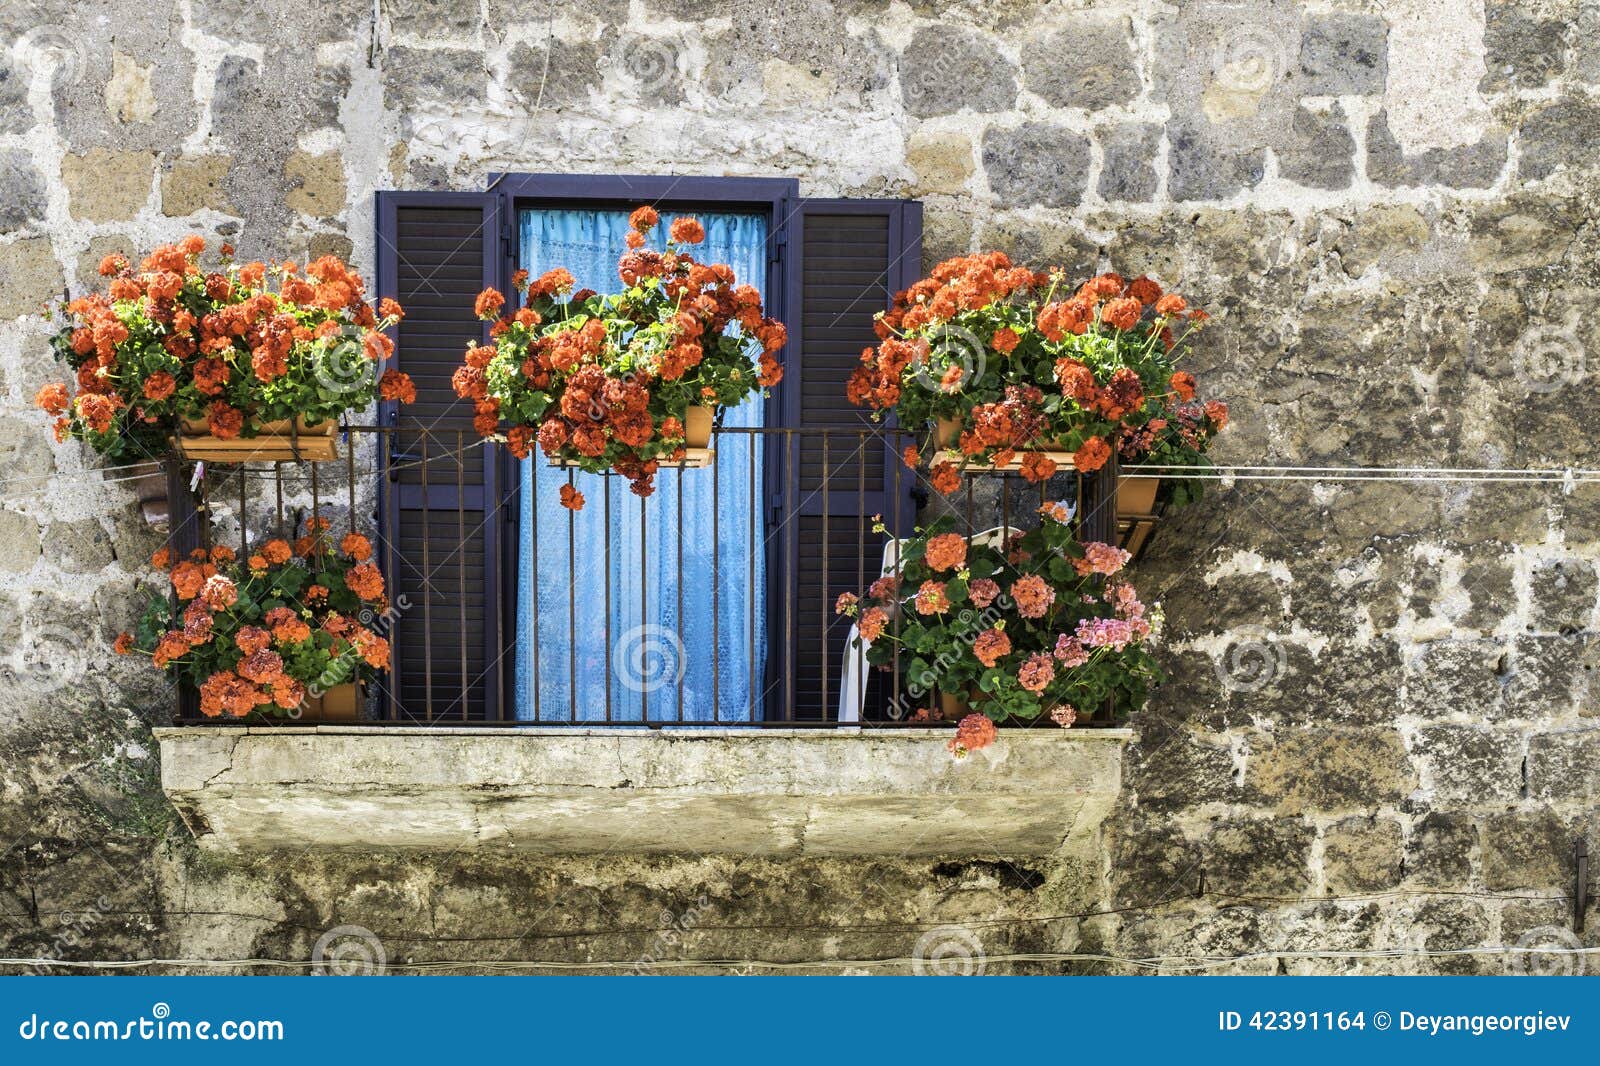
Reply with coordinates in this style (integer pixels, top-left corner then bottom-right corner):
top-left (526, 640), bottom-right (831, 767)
top-left (545, 405), bottom-right (716, 471)
top-left (1117, 475), bottom-right (1160, 516)
top-left (297, 682), bottom-right (362, 722)
top-left (932, 416), bottom-right (1075, 473)
top-left (177, 417), bottom-right (339, 463)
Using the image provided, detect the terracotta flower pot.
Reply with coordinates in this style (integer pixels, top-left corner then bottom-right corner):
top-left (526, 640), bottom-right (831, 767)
top-left (297, 682), bottom-right (362, 722)
top-left (935, 416), bottom-right (962, 449)
top-left (938, 689), bottom-right (971, 720)
top-left (1117, 475), bottom-right (1160, 516)
top-left (178, 416), bottom-right (339, 462)
top-left (684, 405), bottom-right (714, 449)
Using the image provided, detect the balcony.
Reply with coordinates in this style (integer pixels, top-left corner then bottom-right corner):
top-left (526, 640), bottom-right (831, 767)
top-left (152, 423), bottom-right (1134, 854)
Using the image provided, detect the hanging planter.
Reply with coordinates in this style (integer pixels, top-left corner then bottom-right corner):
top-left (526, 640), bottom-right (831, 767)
top-left (177, 416), bottom-right (339, 462)
top-left (850, 252), bottom-right (1225, 495)
top-left (458, 205), bottom-right (785, 503)
top-left (33, 234), bottom-right (415, 469)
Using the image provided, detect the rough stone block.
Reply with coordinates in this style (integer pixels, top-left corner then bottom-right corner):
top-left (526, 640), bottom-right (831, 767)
top-left (284, 151), bottom-right (345, 220)
top-left (1410, 724), bottom-right (1524, 804)
top-left (61, 148), bottom-right (153, 222)
top-left (1526, 730), bottom-right (1600, 803)
top-left (982, 122), bottom-right (1090, 209)
top-left (1404, 811), bottom-right (1475, 888)
top-left (1519, 98), bottom-right (1600, 182)
top-left (1022, 20), bottom-right (1140, 111)
top-left (1276, 106), bottom-right (1354, 190)
top-left (1480, 2), bottom-right (1566, 92)
top-left (1528, 557), bottom-right (1597, 634)
top-left (0, 239), bottom-right (64, 320)
top-left (1298, 13), bottom-right (1387, 95)
top-left (1480, 811), bottom-right (1571, 890)
top-left (1097, 123), bottom-right (1160, 202)
top-left (901, 26), bottom-right (1016, 118)
top-left (1322, 816), bottom-right (1402, 894)
top-left (1366, 111), bottom-right (1506, 189)
top-left (1166, 120), bottom-right (1264, 201)
top-left (0, 149), bottom-right (48, 232)
top-left (162, 155), bottom-right (233, 216)
top-left (1202, 817), bottom-right (1314, 896)
top-left (904, 129), bottom-right (973, 196)
top-left (1244, 728), bottom-right (1415, 814)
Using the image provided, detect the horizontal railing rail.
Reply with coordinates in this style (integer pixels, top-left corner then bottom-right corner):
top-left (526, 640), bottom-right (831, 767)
top-left (162, 422), bottom-right (1122, 728)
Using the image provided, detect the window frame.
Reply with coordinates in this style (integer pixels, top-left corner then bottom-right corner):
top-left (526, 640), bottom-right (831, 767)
top-left (487, 174), bottom-right (800, 719)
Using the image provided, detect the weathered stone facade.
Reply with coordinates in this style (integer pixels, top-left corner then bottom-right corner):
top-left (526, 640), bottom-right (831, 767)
top-left (1, 0), bottom-right (1597, 973)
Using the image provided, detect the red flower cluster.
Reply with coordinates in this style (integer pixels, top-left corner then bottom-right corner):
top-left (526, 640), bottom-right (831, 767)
top-left (124, 529), bottom-right (393, 719)
top-left (848, 253), bottom-right (1220, 489)
top-left (36, 236), bottom-right (413, 461)
top-left (456, 208), bottom-right (787, 498)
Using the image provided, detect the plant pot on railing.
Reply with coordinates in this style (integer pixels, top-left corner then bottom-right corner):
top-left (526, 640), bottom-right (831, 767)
top-left (1117, 475), bottom-right (1159, 517)
top-left (177, 416), bottom-right (339, 463)
top-left (297, 682), bottom-right (362, 722)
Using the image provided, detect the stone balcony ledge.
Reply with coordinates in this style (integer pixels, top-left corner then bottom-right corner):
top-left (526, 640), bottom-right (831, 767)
top-left (154, 726), bottom-right (1134, 857)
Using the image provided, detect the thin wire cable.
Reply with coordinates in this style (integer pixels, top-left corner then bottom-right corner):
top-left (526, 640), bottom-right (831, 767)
top-left (1, 944), bottom-right (1590, 973)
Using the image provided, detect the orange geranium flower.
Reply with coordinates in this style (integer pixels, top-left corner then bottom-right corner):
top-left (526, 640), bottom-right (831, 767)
top-left (923, 532), bottom-right (967, 573)
top-left (341, 532), bottom-right (372, 562)
top-left (260, 539), bottom-right (292, 565)
top-left (929, 460), bottom-right (960, 495)
top-left (346, 562), bottom-right (385, 602)
top-left (1074, 435), bottom-right (1111, 473)
top-left (559, 483), bottom-right (585, 512)
top-left (948, 713), bottom-right (997, 757)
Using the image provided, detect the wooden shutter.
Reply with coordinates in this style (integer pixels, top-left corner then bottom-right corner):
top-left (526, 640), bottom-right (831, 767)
top-left (374, 192), bottom-right (507, 721)
top-left (775, 199), bottom-right (922, 720)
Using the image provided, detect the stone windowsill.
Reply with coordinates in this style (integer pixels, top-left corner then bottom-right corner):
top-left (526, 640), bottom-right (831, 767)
top-left (153, 726), bottom-right (1135, 857)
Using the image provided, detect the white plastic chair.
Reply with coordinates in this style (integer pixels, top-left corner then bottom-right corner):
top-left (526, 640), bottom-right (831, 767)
top-left (835, 512), bottom-right (1072, 721)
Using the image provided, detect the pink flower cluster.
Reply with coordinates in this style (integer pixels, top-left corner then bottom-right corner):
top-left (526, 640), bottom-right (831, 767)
top-left (1074, 541), bottom-right (1130, 577)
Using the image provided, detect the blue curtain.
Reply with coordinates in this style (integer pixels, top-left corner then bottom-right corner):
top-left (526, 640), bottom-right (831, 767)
top-left (515, 209), bottom-right (768, 721)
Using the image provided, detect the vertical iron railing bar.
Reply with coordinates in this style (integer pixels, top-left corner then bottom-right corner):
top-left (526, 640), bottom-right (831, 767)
top-left (747, 428), bottom-right (756, 724)
top-left (639, 493), bottom-right (648, 725)
top-left (567, 466), bottom-right (576, 723)
top-left (712, 431), bottom-right (720, 722)
top-left (821, 432), bottom-right (830, 722)
top-left (456, 428), bottom-right (468, 721)
top-left (418, 431), bottom-right (432, 722)
top-left (857, 432), bottom-right (867, 721)
top-left (380, 430), bottom-right (397, 721)
top-left (530, 457), bottom-right (540, 722)
top-left (675, 467), bottom-right (684, 722)
top-left (604, 474), bottom-right (613, 724)
top-left (890, 435), bottom-right (901, 716)
top-left (783, 430), bottom-right (795, 721)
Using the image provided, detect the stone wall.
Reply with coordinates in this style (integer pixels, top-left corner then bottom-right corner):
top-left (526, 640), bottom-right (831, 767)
top-left (1, 0), bottom-right (1596, 973)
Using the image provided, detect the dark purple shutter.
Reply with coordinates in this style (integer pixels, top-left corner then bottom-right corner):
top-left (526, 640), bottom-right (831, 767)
top-left (773, 198), bottom-right (922, 720)
top-left (375, 192), bottom-right (507, 720)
